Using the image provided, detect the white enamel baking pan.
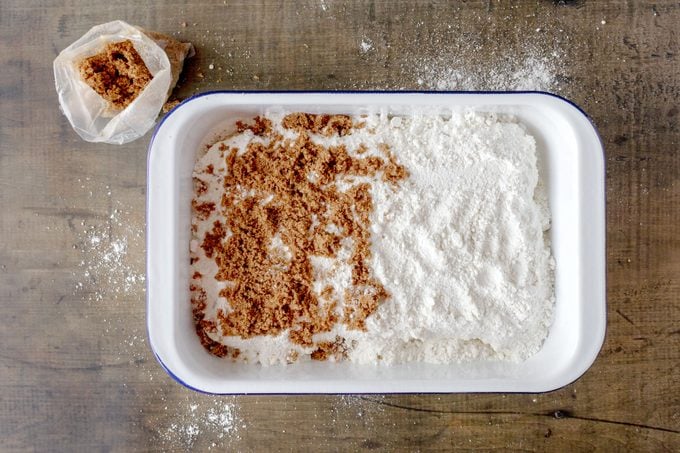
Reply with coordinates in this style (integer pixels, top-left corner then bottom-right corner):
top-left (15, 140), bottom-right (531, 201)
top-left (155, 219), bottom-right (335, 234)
top-left (146, 92), bottom-right (605, 394)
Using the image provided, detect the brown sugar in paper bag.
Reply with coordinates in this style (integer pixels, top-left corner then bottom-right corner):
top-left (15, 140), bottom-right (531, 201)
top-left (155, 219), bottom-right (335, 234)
top-left (53, 20), bottom-right (193, 144)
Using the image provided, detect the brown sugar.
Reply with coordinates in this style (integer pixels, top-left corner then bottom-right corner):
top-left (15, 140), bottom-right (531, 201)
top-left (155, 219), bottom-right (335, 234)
top-left (192, 113), bottom-right (408, 360)
top-left (162, 99), bottom-right (181, 113)
top-left (236, 116), bottom-right (272, 136)
top-left (311, 336), bottom-right (351, 361)
top-left (191, 200), bottom-right (216, 220)
top-left (79, 39), bottom-right (153, 110)
top-left (281, 112), bottom-right (353, 136)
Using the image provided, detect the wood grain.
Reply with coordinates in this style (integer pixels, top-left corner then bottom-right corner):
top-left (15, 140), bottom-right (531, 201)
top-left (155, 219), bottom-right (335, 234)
top-left (1, 0), bottom-right (679, 451)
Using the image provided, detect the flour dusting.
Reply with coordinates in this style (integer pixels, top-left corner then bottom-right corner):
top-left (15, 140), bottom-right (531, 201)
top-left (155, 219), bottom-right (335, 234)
top-left (159, 400), bottom-right (242, 450)
top-left (353, 112), bottom-right (554, 363)
top-left (360, 39), bottom-right (374, 54)
top-left (409, 42), bottom-right (564, 92)
top-left (73, 203), bottom-right (145, 302)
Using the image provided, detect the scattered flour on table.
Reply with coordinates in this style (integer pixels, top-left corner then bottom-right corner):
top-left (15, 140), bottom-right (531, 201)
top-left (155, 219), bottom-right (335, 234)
top-left (71, 193), bottom-right (148, 365)
top-left (359, 39), bottom-right (374, 54)
top-left (333, 394), bottom-right (385, 423)
top-left (73, 201), bottom-right (145, 303)
top-left (364, 17), bottom-right (570, 92)
top-left (158, 399), bottom-right (243, 450)
top-left (408, 42), bottom-right (564, 92)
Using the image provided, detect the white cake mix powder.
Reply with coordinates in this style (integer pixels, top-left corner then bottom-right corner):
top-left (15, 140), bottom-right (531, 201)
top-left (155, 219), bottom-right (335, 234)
top-left (191, 110), bottom-right (554, 365)
top-left (349, 112), bottom-right (554, 363)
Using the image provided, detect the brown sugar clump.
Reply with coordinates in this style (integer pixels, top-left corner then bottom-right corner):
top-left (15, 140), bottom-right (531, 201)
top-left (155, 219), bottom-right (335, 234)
top-left (201, 220), bottom-right (227, 259)
top-left (311, 336), bottom-right (351, 361)
top-left (191, 200), bottom-right (216, 220)
top-left (162, 99), bottom-right (181, 113)
top-left (282, 113), bottom-right (353, 136)
top-left (192, 114), bottom-right (408, 360)
top-left (79, 40), bottom-right (153, 110)
top-left (236, 116), bottom-right (272, 136)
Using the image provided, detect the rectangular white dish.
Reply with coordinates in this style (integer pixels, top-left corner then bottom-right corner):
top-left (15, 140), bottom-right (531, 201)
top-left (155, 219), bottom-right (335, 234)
top-left (146, 91), bottom-right (606, 394)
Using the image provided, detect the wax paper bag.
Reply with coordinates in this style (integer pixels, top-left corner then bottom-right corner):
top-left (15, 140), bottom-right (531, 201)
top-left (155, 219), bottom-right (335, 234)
top-left (53, 20), bottom-right (192, 144)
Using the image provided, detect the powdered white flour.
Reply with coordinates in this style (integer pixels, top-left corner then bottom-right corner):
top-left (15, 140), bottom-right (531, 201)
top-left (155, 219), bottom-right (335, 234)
top-left (192, 110), bottom-right (554, 364)
top-left (348, 112), bottom-right (554, 363)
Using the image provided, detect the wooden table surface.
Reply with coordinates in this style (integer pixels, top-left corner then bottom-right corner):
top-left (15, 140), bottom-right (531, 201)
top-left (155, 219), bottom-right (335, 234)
top-left (2, 1), bottom-right (679, 451)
